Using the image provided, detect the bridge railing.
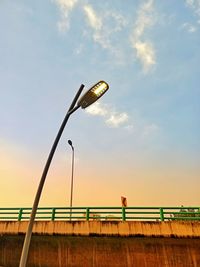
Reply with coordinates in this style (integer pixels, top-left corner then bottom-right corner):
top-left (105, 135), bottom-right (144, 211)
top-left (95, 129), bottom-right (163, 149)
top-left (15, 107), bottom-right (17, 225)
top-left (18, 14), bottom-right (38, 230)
top-left (0, 207), bottom-right (200, 221)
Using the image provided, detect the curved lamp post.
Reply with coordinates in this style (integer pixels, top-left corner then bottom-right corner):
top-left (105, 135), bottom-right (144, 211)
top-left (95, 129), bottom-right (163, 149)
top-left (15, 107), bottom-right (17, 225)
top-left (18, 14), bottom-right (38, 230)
top-left (19, 81), bottom-right (109, 267)
top-left (68, 139), bottom-right (74, 220)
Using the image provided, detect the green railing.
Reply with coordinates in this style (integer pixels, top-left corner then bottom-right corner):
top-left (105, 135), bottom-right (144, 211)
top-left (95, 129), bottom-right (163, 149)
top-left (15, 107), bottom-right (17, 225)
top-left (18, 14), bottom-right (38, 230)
top-left (0, 207), bottom-right (200, 221)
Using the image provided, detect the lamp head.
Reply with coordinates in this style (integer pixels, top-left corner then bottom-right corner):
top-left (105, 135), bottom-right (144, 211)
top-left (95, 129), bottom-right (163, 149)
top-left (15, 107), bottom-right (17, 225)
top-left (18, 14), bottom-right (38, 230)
top-left (68, 140), bottom-right (73, 146)
top-left (78, 81), bottom-right (109, 109)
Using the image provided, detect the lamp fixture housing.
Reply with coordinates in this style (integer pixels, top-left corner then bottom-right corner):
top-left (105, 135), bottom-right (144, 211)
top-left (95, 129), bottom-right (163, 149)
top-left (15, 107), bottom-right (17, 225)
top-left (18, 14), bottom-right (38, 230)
top-left (78, 81), bottom-right (109, 109)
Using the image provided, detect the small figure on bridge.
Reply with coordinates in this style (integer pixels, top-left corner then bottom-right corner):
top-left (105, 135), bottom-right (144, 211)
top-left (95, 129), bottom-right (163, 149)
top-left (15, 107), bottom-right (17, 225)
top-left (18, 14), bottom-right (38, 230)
top-left (121, 196), bottom-right (127, 207)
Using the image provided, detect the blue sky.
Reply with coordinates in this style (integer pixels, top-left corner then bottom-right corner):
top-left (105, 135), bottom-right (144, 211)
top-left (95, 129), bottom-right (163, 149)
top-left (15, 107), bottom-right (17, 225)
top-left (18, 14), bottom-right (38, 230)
top-left (0, 0), bottom-right (199, 207)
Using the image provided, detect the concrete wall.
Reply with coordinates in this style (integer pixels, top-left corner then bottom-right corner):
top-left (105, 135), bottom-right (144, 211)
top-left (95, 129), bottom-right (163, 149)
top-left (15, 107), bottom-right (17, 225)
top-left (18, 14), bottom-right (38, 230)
top-left (0, 221), bottom-right (200, 237)
top-left (1, 235), bottom-right (200, 267)
top-left (1, 221), bottom-right (200, 267)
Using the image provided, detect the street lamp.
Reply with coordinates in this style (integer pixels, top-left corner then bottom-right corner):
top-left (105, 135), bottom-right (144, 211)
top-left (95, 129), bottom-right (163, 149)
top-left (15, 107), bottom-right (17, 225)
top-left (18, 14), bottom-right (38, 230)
top-left (68, 139), bottom-right (74, 220)
top-left (19, 81), bottom-right (109, 267)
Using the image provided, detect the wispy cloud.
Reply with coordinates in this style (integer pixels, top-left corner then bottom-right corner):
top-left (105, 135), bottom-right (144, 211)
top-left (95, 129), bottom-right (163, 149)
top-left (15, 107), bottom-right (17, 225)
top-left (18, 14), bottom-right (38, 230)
top-left (134, 41), bottom-right (155, 68)
top-left (130, 0), bottom-right (156, 72)
top-left (86, 102), bottom-right (160, 138)
top-left (186, 0), bottom-right (200, 16)
top-left (85, 102), bottom-right (108, 117)
top-left (54, 1), bottom-right (157, 68)
top-left (54, 0), bottom-right (78, 32)
top-left (181, 22), bottom-right (197, 32)
top-left (83, 4), bottom-right (127, 54)
top-left (83, 5), bottom-right (102, 31)
top-left (106, 112), bottom-right (129, 128)
top-left (184, 1), bottom-right (200, 31)
top-left (86, 102), bottom-right (131, 128)
top-left (83, 4), bottom-right (110, 50)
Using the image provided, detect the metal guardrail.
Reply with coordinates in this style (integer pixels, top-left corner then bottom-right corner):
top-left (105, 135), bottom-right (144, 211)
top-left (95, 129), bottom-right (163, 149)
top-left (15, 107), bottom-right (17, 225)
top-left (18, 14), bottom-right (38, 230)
top-left (0, 207), bottom-right (200, 221)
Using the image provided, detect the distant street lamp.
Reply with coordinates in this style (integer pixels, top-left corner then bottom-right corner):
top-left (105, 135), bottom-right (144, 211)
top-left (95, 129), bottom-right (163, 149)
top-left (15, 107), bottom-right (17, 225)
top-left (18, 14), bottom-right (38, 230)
top-left (68, 139), bottom-right (74, 220)
top-left (19, 81), bottom-right (109, 267)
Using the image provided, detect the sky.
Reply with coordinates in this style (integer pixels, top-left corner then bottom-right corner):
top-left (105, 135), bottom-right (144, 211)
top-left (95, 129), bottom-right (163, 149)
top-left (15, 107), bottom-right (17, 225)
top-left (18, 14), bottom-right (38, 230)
top-left (0, 0), bottom-right (199, 208)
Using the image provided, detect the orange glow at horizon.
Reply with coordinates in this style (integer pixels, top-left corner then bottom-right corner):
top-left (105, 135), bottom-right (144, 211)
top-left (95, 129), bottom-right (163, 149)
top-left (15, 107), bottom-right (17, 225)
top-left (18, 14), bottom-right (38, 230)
top-left (0, 140), bottom-right (199, 208)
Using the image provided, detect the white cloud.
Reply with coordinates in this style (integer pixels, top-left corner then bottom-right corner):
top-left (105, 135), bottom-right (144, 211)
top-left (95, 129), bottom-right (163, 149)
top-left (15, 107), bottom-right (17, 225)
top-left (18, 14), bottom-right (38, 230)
top-left (86, 103), bottom-right (158, 134)
top-left (86, 102), bottom-right (130, 128)
top-left (106, 11), bottom-right (127, 32)
top-left (83, 4), bottom-right (110, 49)
top-left (54, 2), bottom-right (128, 64)
top-left (186, 0), bottom-right (194, 5)
top-left (182, 22), bottom-right (197, 32)
top-left (55, 0), bottom-right (78, 32)
top-left (86, 102), bottom-right (108, 116)
top-left (186, 0), bottom-right (200, 16)
top-left (54, 1), bottom-right (157, 68)
top-left (106, 112), bottom-right (129, 128)
top-left (181, 1), bottom-right (200, 34)
top-left (83, 5), bottom-right (102, 31)
top-left (130, 0), bottom-right (156, 72)
top-left (134, 41), bottom-right (155, 71)
top-left (185, 0), bottom-right (200, 24)
top-left (83, 4), bottom-right (127, 54)
top-left (134, 0), bottom-right (155, 39)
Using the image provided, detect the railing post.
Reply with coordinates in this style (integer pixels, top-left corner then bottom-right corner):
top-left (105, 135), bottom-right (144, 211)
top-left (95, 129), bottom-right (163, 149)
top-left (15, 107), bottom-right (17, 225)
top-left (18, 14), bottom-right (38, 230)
top-left (122, 207), bottom-right (126, 221)
top-left (18, 208), bottom-right (23, 221)
top-left (51, 208), bottom-right (56, 221)
top-left (86, 208), bottom-right (90, 221)
top-left (160, 208), bottom-right (164, 221)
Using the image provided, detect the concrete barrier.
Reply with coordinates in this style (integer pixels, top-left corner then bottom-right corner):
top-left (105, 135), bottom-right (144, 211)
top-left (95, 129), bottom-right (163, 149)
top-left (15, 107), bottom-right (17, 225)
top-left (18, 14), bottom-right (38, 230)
top-left (1, 235), bottom-right (200, 267)
top-left (0, 221), bottom-right (200, 237)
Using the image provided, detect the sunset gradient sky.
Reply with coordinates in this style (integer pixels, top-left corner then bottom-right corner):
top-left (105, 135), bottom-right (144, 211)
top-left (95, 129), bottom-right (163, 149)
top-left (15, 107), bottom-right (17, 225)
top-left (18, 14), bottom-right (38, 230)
top-left (0, 0), bottom-right (199, 208)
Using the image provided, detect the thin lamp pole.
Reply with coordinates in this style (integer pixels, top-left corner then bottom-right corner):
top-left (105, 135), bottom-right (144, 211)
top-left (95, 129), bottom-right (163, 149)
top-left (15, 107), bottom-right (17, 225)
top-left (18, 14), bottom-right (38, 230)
top-left (19, 80), bottom-right (109, 267)
top-left (68, 140), bottom-right (74, 220)
top-left (19, 84), bottom-right (84, 267)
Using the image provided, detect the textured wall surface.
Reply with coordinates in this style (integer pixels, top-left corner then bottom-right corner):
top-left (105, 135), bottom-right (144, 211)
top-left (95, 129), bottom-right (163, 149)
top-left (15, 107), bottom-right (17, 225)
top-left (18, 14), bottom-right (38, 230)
top-left (1, 221), bottom-right (200, 267)
top-left (0, 221), bottom-right (200, 237)
top-left (0, 235), bottom-right (200, 267)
